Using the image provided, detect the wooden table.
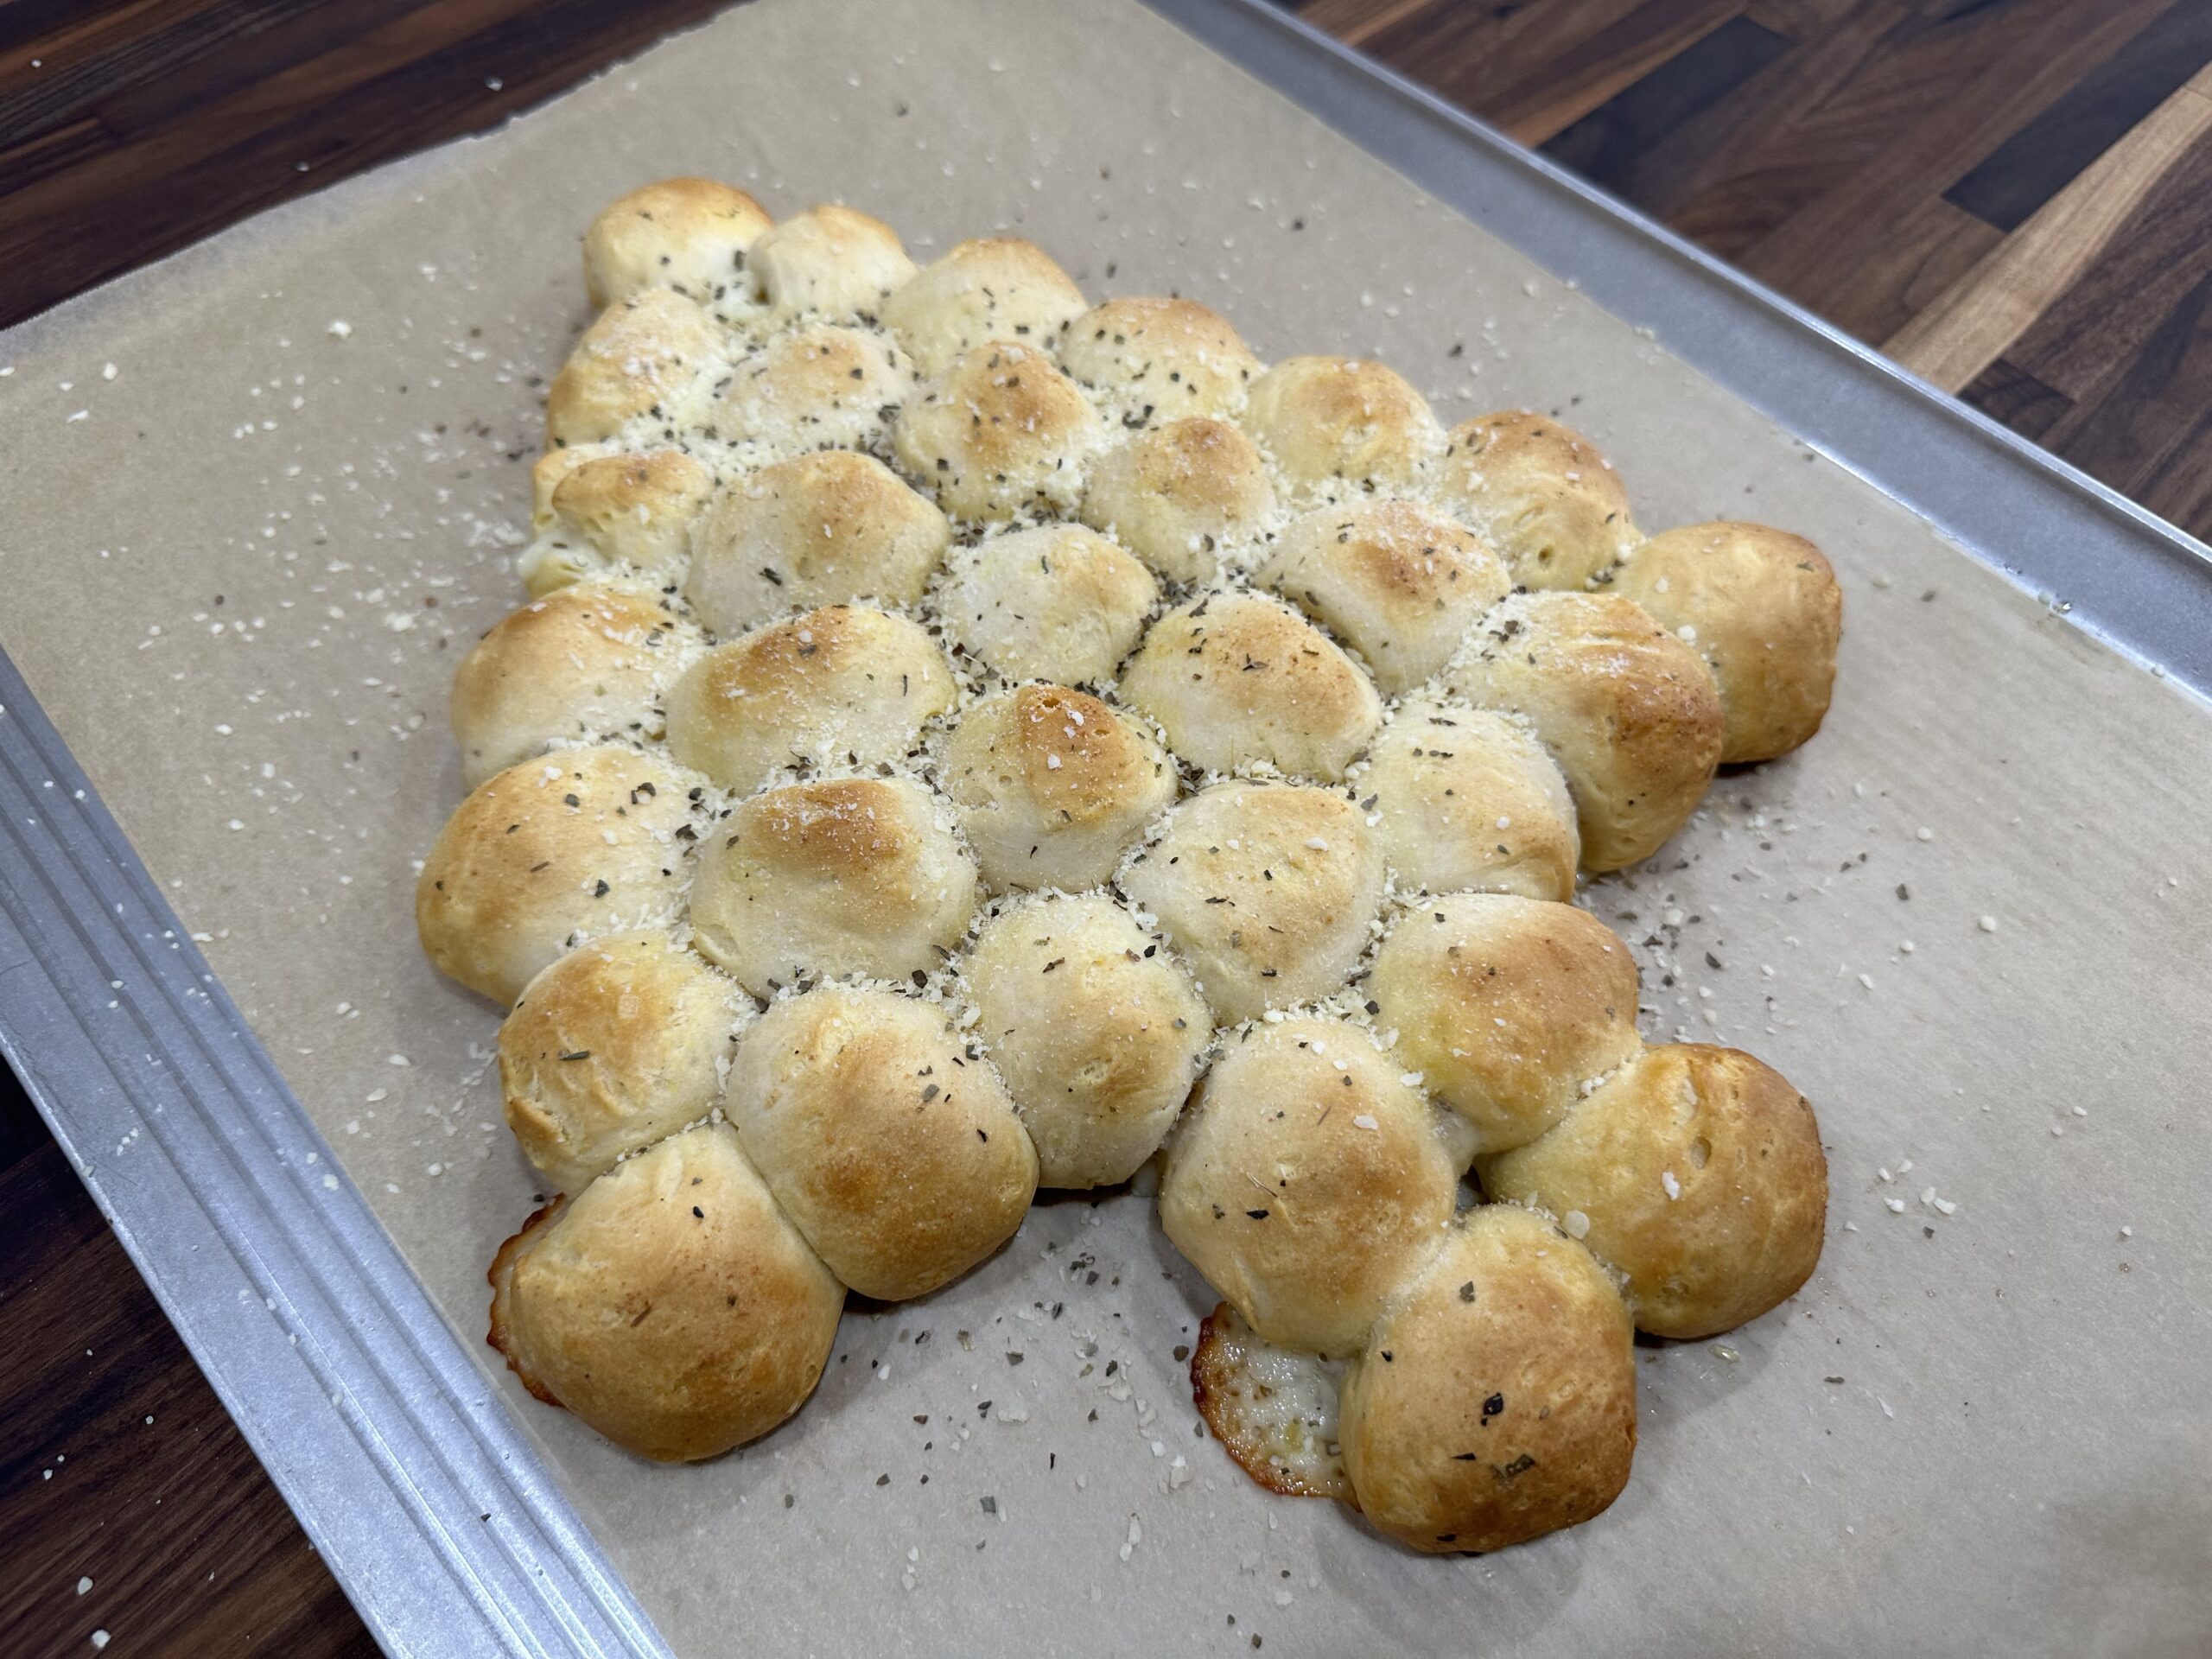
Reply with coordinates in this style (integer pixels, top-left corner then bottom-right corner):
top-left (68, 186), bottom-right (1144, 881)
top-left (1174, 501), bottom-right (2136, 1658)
top-left (4, 2), bottom-right (2209, 1652)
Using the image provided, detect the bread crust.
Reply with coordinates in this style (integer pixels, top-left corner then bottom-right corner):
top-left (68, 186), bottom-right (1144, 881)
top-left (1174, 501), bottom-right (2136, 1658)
top-left (1478, 1045), bottom-right (1827, 1338)
top-left (547, 288), bottom-right (721, 448)
top-left (940, 683), bottom-right (1175, 893)
top-left (1339, 1205), bottom-right (1637, 1553)
top-left (1435, 411), bottom-right (1637, 590)
top-left (486, 1124), bottom-right (843, 1462)
top-left (1370, 893), bottom-right (1642, 1156)
top-left (964, 891), bottom-right (1211, 1188)
top-left (416, 744), bottom-right (704, 1006)
top-left (893, 340), bottom-right (1103, 520)
top-left (685, 452), bottom-right (950, 635)
top-left (726, 987), bottom-right (1038, 1300)
top-left (1122, 781), bottom-right (1384, 1024)
top-left (881, 238), bottom-right (1088, 376)
top-left (1160, 1016), bottom-right (1456, 1354)
top-left (938, 524), bottom-right (1158, 686)
top-left (1359, 697), bottom-right (1578, 901)
top-left (1082, 416), bottom-right (1275, 584)
top-left (747, 203), bottom-right (916, 319)
top-left (1117, 590), bottom-right (1382, 783)
top-left (1260, 499), bottom-right (1510, 694)
top-left (1242, 355), bottom-right (1438, 496)
top-left (1446, 591), bottom-right (1723, 872)
top-left (1613, 521), bottom-right (1841, 764)
top-left (582, 176), bottom-right (772, 309)
top-left (451, 583), bottom-right (692, 788)
top-left (1058, 296), bottom-right (1262, 422)
top-left (664, 604), bottom-right (957, 794)
top-left (527, 450), bottom-right (715, 595)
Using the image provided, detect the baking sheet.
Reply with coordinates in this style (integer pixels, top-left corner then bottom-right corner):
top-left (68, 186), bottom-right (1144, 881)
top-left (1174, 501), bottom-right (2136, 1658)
top-left (3, 0), bottom-right (2210, 1652)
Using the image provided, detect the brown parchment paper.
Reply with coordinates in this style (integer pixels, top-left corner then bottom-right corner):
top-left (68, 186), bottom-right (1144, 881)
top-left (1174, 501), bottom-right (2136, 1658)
top-left (3, 2), bottom-right (2209, 1653)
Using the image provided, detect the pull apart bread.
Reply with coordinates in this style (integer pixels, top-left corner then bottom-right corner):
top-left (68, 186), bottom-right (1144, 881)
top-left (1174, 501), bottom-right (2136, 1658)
top-left (423, 176), bottom-right (1841, 1554)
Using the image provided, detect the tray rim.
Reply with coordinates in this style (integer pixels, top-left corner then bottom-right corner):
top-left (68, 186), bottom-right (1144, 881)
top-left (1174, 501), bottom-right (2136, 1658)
top-left (3, 3), bottom-right (2210, 1656)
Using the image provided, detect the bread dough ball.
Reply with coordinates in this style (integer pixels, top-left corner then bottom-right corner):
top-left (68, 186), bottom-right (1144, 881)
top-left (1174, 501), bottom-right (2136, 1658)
top-left (1339, 1205), bottom-right (1635, 1553)
top-left (1242, 355), bottom-right (1439, 497)
top-left (1446, 592), bottom-right (1722, 872)
top-left (582, 177), bottom-right (772, 309)
top-left (1122, 781), bottom-right (1383, 1023)
top-left (940, 684), bottom-right (1175, 893)
top-left (689, 777), bottom-right (977, 996)
top-left (1118, 590), bottom-right (1381, 782)
top-left (1434, 411), bottom-right (1638, 590)
top-left (716, 324), bottom-right (914, 455)
top-left (530, 446), bottom-right (603, 533)
top-left (880, 238), bottom-right (1088, 376)
top-left (1370, 893), bottom-right (1640, 1156)
top-left (1160, 1016), bottom-right (1455, 1354)
top-left (520, 450), bottom-right (715, 596)
top-left (664, 605), bottom-right (957, 794)
top-left (686, 453), bottom-right (950, 634)
top-left (1081, 416), bottom-right (1277, 584)
top-left (416, 745), bottom-right (703, 1007)
top-left (1259, 499), bottom-right (1510, 693)
top-left (487, 1123), bottom-right (842, 1462)
top-left (893, 340), bottom-right (1104, 520)
top-left (1478, 1044), bottom-right (1827, 1338)
top-left (1359, 697), bottom-right (1577, 901)
top-left (938, 524), bottom-right (1158, 685)
top-left (1058, 296), bottom-right (1262, 422)
top-left (727, 987), bottom-right (1038, 1300)
top-left (546, 289), bottom-right (722, 448)
top-left (965, 892), bottom-right (1211, 1187)
top-left (746, 203), bottom-right (917, 320)
top-left (450, 584), bottom-right (692, 788)
top-left (1611, 522), bottom-right (1841, 764)
top-left (499, 931), bottom-right (745, 1194)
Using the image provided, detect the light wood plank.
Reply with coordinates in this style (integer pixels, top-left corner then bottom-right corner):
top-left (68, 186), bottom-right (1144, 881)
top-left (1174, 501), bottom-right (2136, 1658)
top-left (1885, 68), bottom-right (2212, 392)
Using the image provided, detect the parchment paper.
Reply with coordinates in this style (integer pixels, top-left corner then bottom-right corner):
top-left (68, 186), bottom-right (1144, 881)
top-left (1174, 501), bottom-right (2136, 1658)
top-left (3, 1), bottom-right (2209, 1653)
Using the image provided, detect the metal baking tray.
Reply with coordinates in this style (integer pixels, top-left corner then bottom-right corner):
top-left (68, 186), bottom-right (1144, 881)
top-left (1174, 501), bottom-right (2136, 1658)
top-left (1, 2), bottom-right (2204, 1654)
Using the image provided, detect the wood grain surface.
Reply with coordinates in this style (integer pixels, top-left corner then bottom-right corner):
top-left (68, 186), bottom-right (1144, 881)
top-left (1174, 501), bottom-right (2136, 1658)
top-left (3, 1), bottom-right (2209, 1653)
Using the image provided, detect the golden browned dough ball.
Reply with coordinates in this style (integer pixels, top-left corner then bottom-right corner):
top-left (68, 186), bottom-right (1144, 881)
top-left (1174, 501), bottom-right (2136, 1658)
top-left (487, 1123), bottom-right (842, 1462)
top-left (746, 203), bottom-right (917, 320)
top-left (1122, 781), bottom-right (1383, 1023)
top-left (1434, 411), bottom-right (1638, 590)
top-left (685, 453), bottom-right (950, 636)
top-left (1117, 590), bottom-right (1382, 782)
top-left (688, 776), bottom-right (977, 996)
top-left (416, 745), bottom-right (703, 1007)
top-left (664, 605), bottom-right (957, 794)
top-left (530, 446), bottom-right (601, 532)
top-left (1057, 296), bottom-right (1262, 422)
top-left (1081, 416), bottom-right (1277, 585)
top-left (1258, 499), bottom-right (1510, 694)
top-left (450, 584), bottom-right (694, 788)
top-left (964, 892), bottom-right (1211, 1188)
top-left (522, 450), bottom-right (717, 597)
top-left (939, 684), bottom-right (1176, 893)
top-left (546, 289), bottom-right (722, 448)
top-left (726, 986), bottom-right (1039, 1300)
top-left (1338, 1204), bottom-right (1636, 1553)
top-left (1242, 355), bottom-right (1439, 496)
top-left (1478, 1044), bottom-right (1827, 1339)
top-left (582, 177), bottom-right (773, 309)
top-left (880, 238), bottom-right (1089, 376)
top-left (716, 324), bottom-right (915, 454)
top-left (1358, 697), bottom-right (1578, 901)
top-left (1446, 591), bottom-right (1723, 872)
top-left (1160, 1016), bottom-right (1456, 1354)
top-left (1611, 522), bottom-right (1841, 764)
top-left (498, 931), bottom-right (745, 1195)
top-left (893, 340), bottom-right (1104, 520)
top-left (938, 524), bottom-right (1159, 686)
top-left (1370, 892), bottom-right (1641, 1156)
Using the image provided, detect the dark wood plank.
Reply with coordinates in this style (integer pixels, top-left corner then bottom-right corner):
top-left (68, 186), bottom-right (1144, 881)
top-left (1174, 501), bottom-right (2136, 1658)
top-left (1541, 14), bottom-right (1793, 203)
top-left (1484, 0), bottom-right (1746, 146)
top-left (1945, 0), bottom-right (2212, 232)
top-left (1960, 356), bottom-right (2075, 441)
top-left (0, 1087), bottom-right (378, 1657)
